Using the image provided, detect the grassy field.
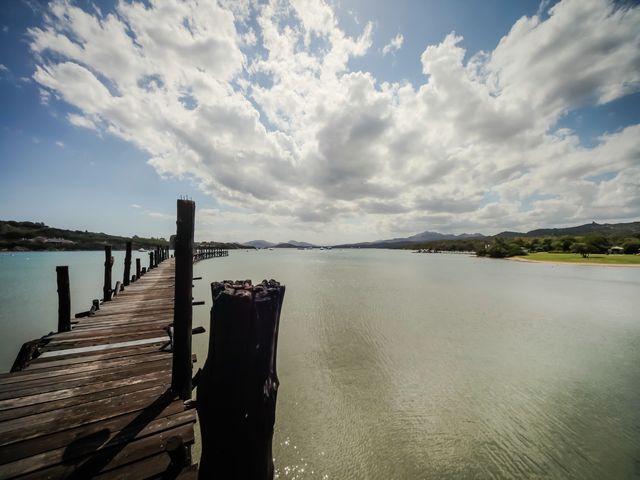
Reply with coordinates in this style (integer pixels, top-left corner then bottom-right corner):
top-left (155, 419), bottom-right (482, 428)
top-left (516, 252), bottom-right (640, 265)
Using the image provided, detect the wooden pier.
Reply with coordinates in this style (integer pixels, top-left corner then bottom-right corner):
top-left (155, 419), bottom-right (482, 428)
top-left (0, 257), bottom-right (199, 479)
top-left (0, 198), bottom-right (282, 480)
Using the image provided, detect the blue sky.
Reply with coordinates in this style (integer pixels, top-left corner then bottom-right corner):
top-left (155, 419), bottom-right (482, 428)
top-left (0, 0), bottom-right (638, 243)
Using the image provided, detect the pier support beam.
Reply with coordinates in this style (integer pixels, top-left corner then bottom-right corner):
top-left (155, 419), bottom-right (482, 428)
top-left (56, 266), bottom-right (71, 333)
top-left (123, 241), bottom-right (132, 286)
top-left (171, 199), bottom-right (196, 400)
top-left (196, 279), bottom-right (285, 480)
top-left (103, 246), bottom-right (113, 302)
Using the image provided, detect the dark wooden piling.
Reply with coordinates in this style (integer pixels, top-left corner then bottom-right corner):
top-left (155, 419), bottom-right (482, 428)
top-left (55, 266), bottom-right (71, 333)
top-left (171, 199), bottom-right (196, 400)
top-left (103, 245), bottom-right (113, 302)
top-left (136, 257), bottom-right (141, 279)
top-left (149, 251), bottom-right (154, 270)
top-left (196, 279), bottom-right (285, 480)
top-left (123, 240), bottom-right (132, 286)
top-left (113, 280), bottom-right (122, 297)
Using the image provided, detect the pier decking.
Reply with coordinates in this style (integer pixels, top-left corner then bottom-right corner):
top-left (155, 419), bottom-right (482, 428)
top-left (0, 258), bottom-right (198, 479)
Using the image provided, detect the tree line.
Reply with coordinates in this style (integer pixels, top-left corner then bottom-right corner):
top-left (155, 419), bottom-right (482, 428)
top-left (406, 233), bottom-right (640, 258)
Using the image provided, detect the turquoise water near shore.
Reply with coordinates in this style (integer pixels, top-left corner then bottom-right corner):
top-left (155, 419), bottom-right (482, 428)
top-left (2, 249), bottom-right (640, 478)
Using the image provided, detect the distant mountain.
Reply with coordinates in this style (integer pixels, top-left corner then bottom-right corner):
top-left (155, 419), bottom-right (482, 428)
top-left (496, 221), bottom-right (640, 238)
top-left (334, 230), bottom-right (485, 248)
top-left (274, 243), bottom-right (297, 248)
top-left (244, 239), bottom-right (317, 248)
top-left (333, 221), bottom-right (640, 249)
top-left (287, 240), bottom-right (317, 247)
top-left (402, 231), bottom-right (484, 243)
top-left (243, 240), bottom-right (275, 248)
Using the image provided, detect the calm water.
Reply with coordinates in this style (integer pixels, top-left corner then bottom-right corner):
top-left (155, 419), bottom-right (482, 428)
top-left (2, 249), bottom-right (640, 478)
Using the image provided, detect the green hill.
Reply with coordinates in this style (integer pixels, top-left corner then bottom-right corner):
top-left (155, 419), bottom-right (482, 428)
top-left (0, 220), bottom-right (168, 251)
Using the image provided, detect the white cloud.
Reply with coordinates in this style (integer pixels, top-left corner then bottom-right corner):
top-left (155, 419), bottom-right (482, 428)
top-left (55, 140), bottom-right (64, 148)
top-left (0, 64), bottom-right (8, 73)
top-left (382, 33), bottom-right (404, 56)
top-left (131, 203), bottom-right (142, 209)
top-left (28, 0), bottom-right (640, 242)
top-left (67, 113), bottom-right (98, 131)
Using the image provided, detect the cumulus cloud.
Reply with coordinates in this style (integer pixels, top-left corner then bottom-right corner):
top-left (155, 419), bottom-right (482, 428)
top-left (28, 0), bottom-right (640, 242)
top-left (67, 113), bottom-right (98, 131)
top-left (382, 33), bottom-right (404, 56)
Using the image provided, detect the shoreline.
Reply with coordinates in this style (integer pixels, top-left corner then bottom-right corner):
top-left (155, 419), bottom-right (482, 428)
top-left (509, 256), bottom-right (640, 268)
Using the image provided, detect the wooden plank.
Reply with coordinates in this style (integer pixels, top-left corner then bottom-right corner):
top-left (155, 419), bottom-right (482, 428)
top-left (0, 355), bottom-right (172, 389)
top-left (0, 400), bottom-right (189, 464)
top-left (0, 377), bottom-right (172, 421)
top-left (40, 332), bottom-right (171, 351)
top-left (38, 336), bottom-right (169, 358)
top-left (71, 317), bottom-right (173, 330)
top-left (0, 369), bottom-right (172, 409)
top-left (0, 385), bottom-right (173, 447)
top-left (6, 423), bottom-right (194, 479)
top-left (60, 315), bottom-right (170, 329)
top-left (0, 411), bottom-right (194, 477)
top-left (0, 363), bottom-right (171, 404)
top-left (28, 342), bottom-right (166, 367)
top-left (0, 352), bottom-right (173, 385)
top-left (0, 352), bottom-right (193, 394)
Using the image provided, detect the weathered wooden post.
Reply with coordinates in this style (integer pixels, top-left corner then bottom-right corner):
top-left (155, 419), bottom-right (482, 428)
top-left (171, 199), bottom-right (196, 400)
top-left (196, 279), bottom-right (285, 480)
top-left (136, 258), bottom-right (141, 279)
top-left (123, 241), bottom-right (132, 286)
top-left (155, 246), bottom-right (160, 267)
top-left (149, 251), bottom-right (154, 270)
top-left (103, 246), bottom-right (113, 302)
top-left (56, 266), bottom-right (71, 333)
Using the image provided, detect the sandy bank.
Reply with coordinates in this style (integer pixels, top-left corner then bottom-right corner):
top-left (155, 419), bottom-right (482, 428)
top-left (509, 256), bottom-right (640, 268)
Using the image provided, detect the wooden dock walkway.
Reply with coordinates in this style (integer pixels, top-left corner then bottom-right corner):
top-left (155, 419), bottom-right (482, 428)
top-left (0, 258), bottom-right (198, 479)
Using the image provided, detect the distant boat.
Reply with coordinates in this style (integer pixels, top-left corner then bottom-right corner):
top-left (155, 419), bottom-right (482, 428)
top-left (138, 248), bottom-right (147, 252)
